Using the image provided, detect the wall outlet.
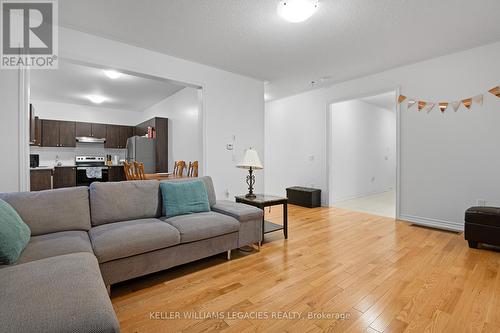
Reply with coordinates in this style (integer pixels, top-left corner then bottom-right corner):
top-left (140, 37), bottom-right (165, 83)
top-left (225, 188), bottom-right (230, 198)
top-left (477, 199), bottom-right (486, 206)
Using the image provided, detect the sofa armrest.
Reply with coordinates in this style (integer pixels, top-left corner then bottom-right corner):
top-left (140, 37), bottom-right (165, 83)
top-left (212, 200), bottom-right (263, 246)
top-left (212, 200), bottom-right (263, 222)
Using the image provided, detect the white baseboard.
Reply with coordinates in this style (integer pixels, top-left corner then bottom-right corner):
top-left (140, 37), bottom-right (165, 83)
top-left (334, 188), bottom-right (394, 204)
top-left (399, 214), bottom-right (463, 232)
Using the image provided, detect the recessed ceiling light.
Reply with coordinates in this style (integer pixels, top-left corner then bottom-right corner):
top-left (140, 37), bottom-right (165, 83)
top-left (277, 0), bottom-right (319, 23)
top-left (87, 95), bottom-right (107, 104)
top-left (103, 69), bottom-right (123, 79)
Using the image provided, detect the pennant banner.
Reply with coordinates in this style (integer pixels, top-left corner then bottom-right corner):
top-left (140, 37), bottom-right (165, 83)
top-left (462, 98), bottom-right (472, 110)
top-left (439, 102), bottom-right (448, 112)
top-left (399, 85), bottom-right (499, 113)
top-left (489, 86), bottom-right (499, 98)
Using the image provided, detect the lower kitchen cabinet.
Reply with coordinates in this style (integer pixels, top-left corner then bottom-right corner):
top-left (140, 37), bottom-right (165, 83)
top-left (53, 166), bottom-right (76, 189)
top-left (108, 166), bottom-right (125, 182)
top-left (30, 169), bottom-right (52, 191)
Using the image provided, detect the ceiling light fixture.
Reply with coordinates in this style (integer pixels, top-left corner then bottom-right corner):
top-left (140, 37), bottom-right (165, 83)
top-left (103, 69), bottom-right (123, 79)
top-left (277, 0), bottom-right (319, 23)
top-left (87, 94), bottom-right (107, 104)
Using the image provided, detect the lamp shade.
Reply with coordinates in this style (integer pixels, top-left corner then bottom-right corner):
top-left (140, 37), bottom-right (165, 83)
top-left (237, 148), bottom-right (263, 170)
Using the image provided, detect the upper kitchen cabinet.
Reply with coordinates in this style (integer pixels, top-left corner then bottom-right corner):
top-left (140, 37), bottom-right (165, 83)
top-left (105, 125), bottom-right (133, 149)
top-left (76, 122), bottom-right (107, 139)
top-left (41, 120), bottom-right (76, 148)
top-left (119, 126), bottom-right (134, 148)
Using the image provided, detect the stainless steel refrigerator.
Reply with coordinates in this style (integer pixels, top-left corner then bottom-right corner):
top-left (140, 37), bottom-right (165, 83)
top-left (126, 136), bottom-right (156, 173)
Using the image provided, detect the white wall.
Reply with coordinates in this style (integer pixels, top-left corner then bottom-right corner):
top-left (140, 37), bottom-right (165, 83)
top-left (0, 71), bottom-right (21, 192)
top-left (331, 100), bottom-right (396, 202)
top-left (265, 41), bottom-right (500, 230)
top-left (32, 99), bottom-right (142, 125)
top-left (142, 87), bottom-right (202, 172)
top-left (1, 27), bottom-right (264, 200)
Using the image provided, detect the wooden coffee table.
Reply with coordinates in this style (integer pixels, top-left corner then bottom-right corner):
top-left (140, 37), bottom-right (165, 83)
top-left (235, 194), bottom-right (288, 243)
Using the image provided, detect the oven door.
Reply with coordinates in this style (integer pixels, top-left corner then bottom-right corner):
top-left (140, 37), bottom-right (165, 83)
top-left (76, 167), bottom-right (109, 186)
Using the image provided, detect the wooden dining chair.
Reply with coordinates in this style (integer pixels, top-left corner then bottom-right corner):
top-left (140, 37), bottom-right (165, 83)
top-left (187, 161), bottom-right (199, 177)
top-left (173, 160), bottom-right (186, 176)
top-left (133, 161), bottom-right (145, 180)
top-left (123, 161), bottom-right (135, 181)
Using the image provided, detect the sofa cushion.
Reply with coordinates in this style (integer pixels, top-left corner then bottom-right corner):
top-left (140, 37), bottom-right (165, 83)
top-left (0, 187), bottom-right (91, 236)
top-left (0, 253), bottom-right (120, 333)
top-left (15, 231), bottom-right (93, 265)
top-left (0, 199), bottom-right (31, 264)
top-left (162, 212), bottom-right (240, 243)
top-left (160, 179), bottom-right (210, 218)
top-left (161, 176), bottom-right (216, 207)
top-left (212, 200), bottom-right (263, 222)
top-left (89, 218), bottom-right (180, 263)
top-left (90, 180), bottom-right (161, 226)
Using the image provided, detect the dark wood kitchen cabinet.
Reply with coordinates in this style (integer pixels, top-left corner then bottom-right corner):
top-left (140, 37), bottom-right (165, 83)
top-left (105, 125), bottom-right (120, 148)
top-left (30, 169), bottom-right (52, 191)
top-left (30, 116), bottom-right (42, 146)
top-left (105, 125), bottom-right (132, 149)
top-left (92, 123), bottom-right (107, 139)
top-left (29, 104), bottom-right (35, 144)
top-left (53, 166), bottom-right (76, 189)
top-left (59, 121), bottom-right (76, 147)
top-left (119, 126), bottom-right (133, 148)
top-left (108, 166), bottom-right (125, 182)
top-left (41, 120), bottom-right (76, 147)
top-left (76, 122), bottom-right (107, 139)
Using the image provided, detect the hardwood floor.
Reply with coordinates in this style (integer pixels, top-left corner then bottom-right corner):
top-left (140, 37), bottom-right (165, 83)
top-left (111, 205), bottom-right (500, 333)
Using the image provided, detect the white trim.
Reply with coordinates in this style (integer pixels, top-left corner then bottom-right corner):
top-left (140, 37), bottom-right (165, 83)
top-left (334, 188), bottom-right (394, 204)
top-left (325, 87), bottom-right (401, 219)
top-left (399, 214), bottom-right (463, 232)
top-left (18, 67), bottom-right (30, 192)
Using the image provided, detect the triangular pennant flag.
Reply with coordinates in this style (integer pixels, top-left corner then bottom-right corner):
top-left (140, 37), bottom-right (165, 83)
top-left (438, 102), bottom-right (448, 112)
top-left (451, 101), bottom-right (461, 112)
top-left (407, 99), bottom-right (416, 109)
top-left (425, 102), bottom-right (435, 112)
top-left (472, 94), bottom-right (483, 106)
top-left (398, 95), bottom-right (407, 104)
top-left (462, 98), bottom-right (472, 110)
top-left (489, 86), bottom-right (500, 98)
top-left (418, 101), bottom-right (426, 111)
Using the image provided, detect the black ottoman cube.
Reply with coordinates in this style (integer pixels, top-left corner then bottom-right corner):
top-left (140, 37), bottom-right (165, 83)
top-left (464, 206), bottom-right (500, 249)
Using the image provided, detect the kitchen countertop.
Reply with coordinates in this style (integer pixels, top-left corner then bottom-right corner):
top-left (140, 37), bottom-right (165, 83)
top-left (30, 164), bottom-right (124, 171)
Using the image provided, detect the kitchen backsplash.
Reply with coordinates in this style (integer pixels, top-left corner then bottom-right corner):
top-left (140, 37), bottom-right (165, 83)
top-left (30, 144), bottom-right (127, 167)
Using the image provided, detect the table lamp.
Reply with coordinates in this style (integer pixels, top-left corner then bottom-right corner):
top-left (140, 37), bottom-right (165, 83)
top-left (237, 148), bottom-right (263, 199)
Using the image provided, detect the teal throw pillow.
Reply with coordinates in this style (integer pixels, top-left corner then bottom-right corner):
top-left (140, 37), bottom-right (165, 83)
top-left (0, 199), bottom-right (31, 264)
top-left (160, 180), bottom-right (210, 218)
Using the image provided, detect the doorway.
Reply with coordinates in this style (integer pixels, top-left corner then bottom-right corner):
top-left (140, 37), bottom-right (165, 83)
top-left (328, 90), bottom-right (398, 218)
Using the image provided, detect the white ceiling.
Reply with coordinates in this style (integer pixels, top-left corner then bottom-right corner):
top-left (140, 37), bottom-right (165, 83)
top-left (359, 91), bottom-right (396, 111)
top-left (59, 0), bottom-right (500, 100)
top-left (30, 61), bottom-right (186, 111)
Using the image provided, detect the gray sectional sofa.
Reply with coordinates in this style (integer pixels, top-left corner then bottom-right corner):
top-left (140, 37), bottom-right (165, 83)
top-left (0, 177), bottom-right (263, 333)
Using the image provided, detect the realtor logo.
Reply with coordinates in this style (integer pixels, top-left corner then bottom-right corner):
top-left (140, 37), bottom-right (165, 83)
top-left (1, 0), bottom-right (58, 69)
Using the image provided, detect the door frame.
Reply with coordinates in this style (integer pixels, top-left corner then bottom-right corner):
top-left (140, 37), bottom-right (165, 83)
top-left (325, 86), bottom-right (401, 219)
top-left (20, 57), bottom-right (207, 184)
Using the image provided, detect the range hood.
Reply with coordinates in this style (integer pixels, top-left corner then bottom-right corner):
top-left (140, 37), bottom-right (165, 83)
top-left (76, 136), bottom-right (106, 144)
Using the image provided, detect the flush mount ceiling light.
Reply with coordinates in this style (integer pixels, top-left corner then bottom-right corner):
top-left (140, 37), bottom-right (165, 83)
top-left (277, 0), bottom-right (319, 23)
top-left (103, 69), bottom-right (123, 79)
top-left (87, 94), bottom-right (107, 104)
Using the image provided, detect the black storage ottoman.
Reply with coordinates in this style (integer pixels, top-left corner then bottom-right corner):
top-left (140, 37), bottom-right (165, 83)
top-left (286, 187), bottom-right (321, 208)
top-left (464, 206), bottom-right (500, 249)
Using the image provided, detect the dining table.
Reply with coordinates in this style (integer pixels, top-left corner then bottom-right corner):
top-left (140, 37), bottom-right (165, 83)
top-left (144, 173), bottom-right (189, 181)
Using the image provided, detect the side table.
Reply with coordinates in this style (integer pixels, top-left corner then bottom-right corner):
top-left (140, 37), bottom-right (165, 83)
top-left (235, 194), bottom-right (288, 243)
